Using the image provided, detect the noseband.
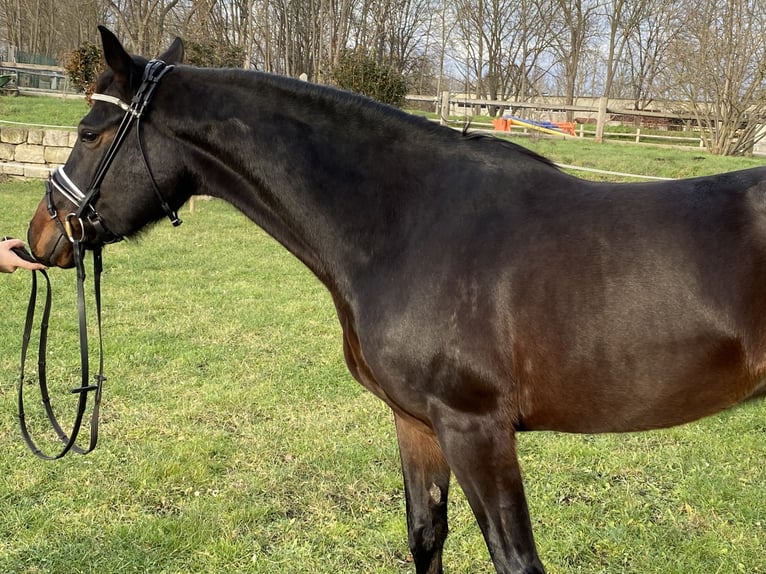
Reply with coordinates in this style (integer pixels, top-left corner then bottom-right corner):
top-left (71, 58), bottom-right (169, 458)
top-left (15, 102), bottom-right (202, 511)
top-left (45, 58), bottom-right (182, 245)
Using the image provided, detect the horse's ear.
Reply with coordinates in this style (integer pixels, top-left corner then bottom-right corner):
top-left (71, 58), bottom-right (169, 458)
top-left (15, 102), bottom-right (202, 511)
top-left (158, 37), bottom-right (184, 65)
top-left (98, 26), bottom-right (138, 91)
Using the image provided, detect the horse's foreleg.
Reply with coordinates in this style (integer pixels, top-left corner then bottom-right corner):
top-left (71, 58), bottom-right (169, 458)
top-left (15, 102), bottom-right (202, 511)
top-left (394, 412), bottom-right (451, 574)
top-left (435, 419), bottom-right (545, 574)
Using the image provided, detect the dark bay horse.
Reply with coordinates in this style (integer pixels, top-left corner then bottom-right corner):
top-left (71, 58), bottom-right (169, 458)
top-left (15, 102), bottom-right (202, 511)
top-left (28, 28), bottom-right (766, 574)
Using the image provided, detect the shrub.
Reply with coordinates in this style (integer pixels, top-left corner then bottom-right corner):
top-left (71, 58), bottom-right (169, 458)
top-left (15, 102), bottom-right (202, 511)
top-left (184, 40), bottom-right (244, 68)
top-left (64, 41), bottom-right (104, 97)
top-left (331, 50), bottom-right (407, 107)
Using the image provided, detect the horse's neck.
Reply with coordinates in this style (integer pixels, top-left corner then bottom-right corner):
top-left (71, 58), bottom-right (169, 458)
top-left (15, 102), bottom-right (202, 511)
top-left (172, 70), bottom-right (425, 289)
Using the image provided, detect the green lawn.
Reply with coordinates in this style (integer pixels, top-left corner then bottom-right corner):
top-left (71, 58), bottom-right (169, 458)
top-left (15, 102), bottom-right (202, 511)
top-left (516, 137), bottom-right (765, 181)
top-left (0, 95), bottom-right (88, 127)
top-left (1, 181), bottom-right (764, 573)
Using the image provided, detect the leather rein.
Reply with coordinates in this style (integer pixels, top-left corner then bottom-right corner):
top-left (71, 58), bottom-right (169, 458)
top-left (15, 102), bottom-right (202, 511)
top-left (19, 59), bottom-right (180, 460)
top-left (16, 240), bottom-right (105, 459)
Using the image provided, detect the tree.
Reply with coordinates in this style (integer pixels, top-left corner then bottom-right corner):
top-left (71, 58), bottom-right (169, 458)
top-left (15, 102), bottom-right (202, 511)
top-left (452, 0), bottom-right (551, 114)
top-left (104, 0), bottom-right (182, 54)
top-left (0, 0), bottom-right (55, 57)
top-left (601, 0), bottom-right (650, 101)
top-left (379, 0), bottom-right (432, 76)
top-left (548, 0), bottom-right (602, 119)
top-left (501, 0), bottom-right (556, 102)
top-left (666, 0), bottom-right (766, 155)
top-left (5, 0), bottom-right (766, 159)
top-left (618, 0), bottom-right (681, 111)
top-left (427, 0), bottom-right (458, 97)
top-left (0, 0), bottom-right (103, 59)
top-left (594, 0), bottom-right (647, 141)
top-left (454, 0), bottom-right (515, 110)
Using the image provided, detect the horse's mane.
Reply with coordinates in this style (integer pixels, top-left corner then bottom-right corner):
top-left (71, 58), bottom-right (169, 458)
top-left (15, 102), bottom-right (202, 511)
top-left (185, 65), bottom-right (559, 171)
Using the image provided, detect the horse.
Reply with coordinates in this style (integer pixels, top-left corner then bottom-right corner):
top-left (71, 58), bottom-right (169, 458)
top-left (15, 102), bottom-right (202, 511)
top-left (27, 27), bottom-right (766, 574)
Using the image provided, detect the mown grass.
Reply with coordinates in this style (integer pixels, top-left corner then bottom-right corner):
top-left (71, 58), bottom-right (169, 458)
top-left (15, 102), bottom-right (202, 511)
top-left (0, 95), bottom-right (88, 127)
top-left (516, 137), bottom-right (764, 181)
top-left (1, 180), bottom-right (764, 573)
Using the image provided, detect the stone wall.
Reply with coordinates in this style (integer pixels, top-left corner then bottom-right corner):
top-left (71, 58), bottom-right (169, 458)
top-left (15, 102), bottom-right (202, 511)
top-left (0, 125), bottom-right (75, 178)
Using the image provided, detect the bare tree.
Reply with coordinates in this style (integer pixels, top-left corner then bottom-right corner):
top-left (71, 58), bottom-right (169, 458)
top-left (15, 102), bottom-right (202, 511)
top-left (0, 0), bottom-right (105, 60)
top-left (0, 0), bottom-right (56, 58)
top-left (548, 0), bottom-right (602, 118)
top-left (104, 0), bottom-right (182, 54)
top-left (315, 0), bottom-right (357, 80)
top-left (617, 0), bottom-right (681, 111)
top-left (353, 0), bottom-right (386, 58)
top-left (501, 0), bottom-right (556, 102)
top-left (454, 0), bottom-right (554, 114)
top-left (4, 0), bottom-right (763, 159)
top-left (595, 0), bottom-right (647, 141)
top-left (667, 0), bottom-right (766, 155)
top-left (601, 0), bottom-right (648, 101)
top-left (433, 0), bottom-right (458, 95)
top-left (454, 0), bottom-right (514, 109)
top-left (382, 0), bottom-right (430, 74)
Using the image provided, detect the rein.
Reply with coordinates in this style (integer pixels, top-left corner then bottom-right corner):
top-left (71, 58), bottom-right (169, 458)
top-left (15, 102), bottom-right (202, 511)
top-left (15, 240), bottom-right (105, 460)
top-left (19, 58), bottom-right (178, 459)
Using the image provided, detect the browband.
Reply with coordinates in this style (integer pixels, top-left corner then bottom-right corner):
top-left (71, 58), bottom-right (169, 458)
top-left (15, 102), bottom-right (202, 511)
top-left (90, 92), bottom-right (131, 112)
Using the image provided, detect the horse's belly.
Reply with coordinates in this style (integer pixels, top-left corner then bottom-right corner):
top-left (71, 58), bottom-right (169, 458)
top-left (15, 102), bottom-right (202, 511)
top-left (516, 336), bottom-right (758, 433)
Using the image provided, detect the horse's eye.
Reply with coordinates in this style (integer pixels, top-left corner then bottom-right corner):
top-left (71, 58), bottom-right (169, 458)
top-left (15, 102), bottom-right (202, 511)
top-left (80, 130), bottom-right (100, 144)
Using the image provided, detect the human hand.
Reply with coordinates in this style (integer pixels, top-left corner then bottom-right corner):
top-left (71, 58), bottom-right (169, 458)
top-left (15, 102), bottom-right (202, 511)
top-left (0, 238), bottom-right (46, 273)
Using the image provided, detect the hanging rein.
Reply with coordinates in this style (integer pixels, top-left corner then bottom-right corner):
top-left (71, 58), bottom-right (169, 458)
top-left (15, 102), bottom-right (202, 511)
top-left (18, 59), bottom-right (180, 460)
top-left (15, 237), bottom-right (104, 460)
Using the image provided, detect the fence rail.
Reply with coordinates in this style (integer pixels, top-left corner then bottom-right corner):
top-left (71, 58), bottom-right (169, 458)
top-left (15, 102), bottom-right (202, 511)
top-left (405, 92), bottom-right (713, 151)
top-left (0, 61), bottom-right (75, 96)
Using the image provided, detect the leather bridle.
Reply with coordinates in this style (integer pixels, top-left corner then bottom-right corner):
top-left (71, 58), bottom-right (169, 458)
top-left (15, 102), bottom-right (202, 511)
top-left (46, 58), bottom-right (182, 243)
top-left (20, 58), bottom-right (180, 459)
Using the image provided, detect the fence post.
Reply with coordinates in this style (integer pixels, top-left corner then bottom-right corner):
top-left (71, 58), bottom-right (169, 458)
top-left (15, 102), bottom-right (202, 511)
top-left (595, 97), bottom-right (608, 143)
top-left (635, 128), bottom-right (641, 144)
top-left (440, 91), bottom-right (450, 126)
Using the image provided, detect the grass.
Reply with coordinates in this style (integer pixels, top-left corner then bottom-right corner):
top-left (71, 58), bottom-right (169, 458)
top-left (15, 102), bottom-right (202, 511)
top-left (1, 181), bottom-right (764, 573)
top-left (514, 137), bottom-right (764, 181)
top-left (0, 95), bottom-right (88, 128)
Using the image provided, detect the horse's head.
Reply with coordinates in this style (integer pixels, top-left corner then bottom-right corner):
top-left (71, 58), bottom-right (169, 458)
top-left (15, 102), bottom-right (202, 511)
top-left (29, 27), bottom-right (186, 268)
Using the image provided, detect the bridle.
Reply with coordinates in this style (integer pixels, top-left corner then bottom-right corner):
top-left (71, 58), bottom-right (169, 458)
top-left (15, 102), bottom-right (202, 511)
top-left (46, 58), bottom-right (182, 244)
top-left (20, 58), bottom-right (180, 460)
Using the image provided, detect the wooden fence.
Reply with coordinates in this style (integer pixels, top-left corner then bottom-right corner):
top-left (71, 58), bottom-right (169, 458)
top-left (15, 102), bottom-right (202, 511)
top-left (405, 93), bottom-right (710, 150)
top-left (0, 61), bottom-right (75, 96)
